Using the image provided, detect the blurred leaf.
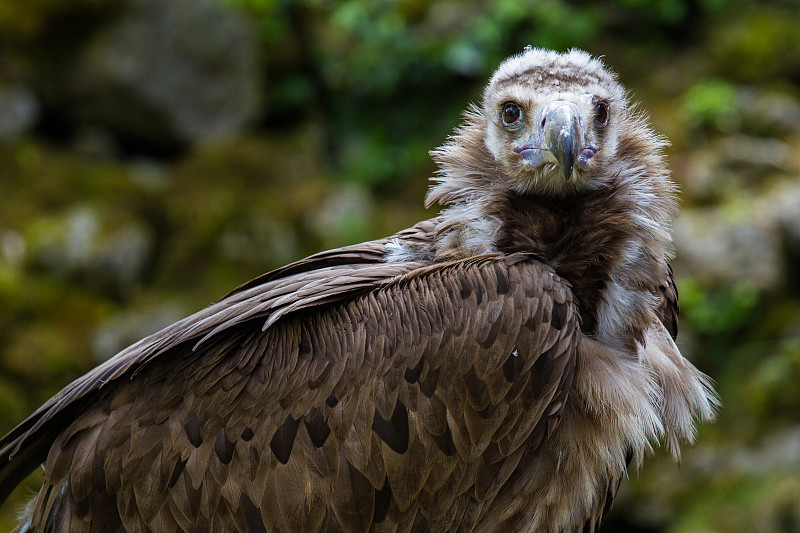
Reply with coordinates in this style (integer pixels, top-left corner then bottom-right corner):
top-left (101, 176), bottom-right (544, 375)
top-left (709, 6), bottom-right (800, 83)
top-left (747, 335), bottom-right (800, 422)
top-left (681, 79), bottom-right (739, 131)
top-left (679, 277), bottom-right (760, 336)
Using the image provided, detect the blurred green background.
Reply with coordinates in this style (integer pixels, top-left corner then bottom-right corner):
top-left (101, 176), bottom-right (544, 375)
top-left (1, 0), bottom-right (800, 531)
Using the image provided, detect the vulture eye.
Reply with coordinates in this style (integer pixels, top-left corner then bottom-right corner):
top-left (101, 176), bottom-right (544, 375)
top-left (594, 100), bottom-right (609, 126)
top-left (502, 102), bottom-right (521, 126)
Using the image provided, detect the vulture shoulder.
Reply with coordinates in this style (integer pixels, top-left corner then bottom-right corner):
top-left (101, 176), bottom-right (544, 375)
top-left (0, 233), bottom-right (580, 532)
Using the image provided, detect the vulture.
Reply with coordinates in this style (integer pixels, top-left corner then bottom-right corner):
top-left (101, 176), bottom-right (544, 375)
top-left (0, 48), bottom-right (717, 532)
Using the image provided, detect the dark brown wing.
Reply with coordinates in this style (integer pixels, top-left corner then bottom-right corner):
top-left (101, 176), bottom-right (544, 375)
top-left (657, 262), bottom-right (679, 339)
top-left (0, 260), bottom-right (424, 506)
top-left (0, 220), bottom-right (438, 495)
top-left (3, 253), bottom-right (579, 532)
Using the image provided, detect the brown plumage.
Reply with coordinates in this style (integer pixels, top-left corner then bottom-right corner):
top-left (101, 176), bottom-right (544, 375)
top-left (0, 48), bottom-right (717, 532)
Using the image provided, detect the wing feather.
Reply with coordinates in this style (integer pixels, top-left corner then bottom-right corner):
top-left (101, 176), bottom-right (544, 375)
top-left (2, 248), bottom-right (578, 531)
top-left (657, 262), bottom-right (680, 339)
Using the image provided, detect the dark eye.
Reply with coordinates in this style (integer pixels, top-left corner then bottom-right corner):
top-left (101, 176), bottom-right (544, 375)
top-left (594, 100), bottom-right (609, 126)
top-left (502, 102), bottom-right (521, 126)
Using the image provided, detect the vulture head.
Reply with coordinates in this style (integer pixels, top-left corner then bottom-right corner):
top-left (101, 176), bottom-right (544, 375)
top-left (431, 48), bottom-right (639, 198)
top-left (482, 49), bottom-right (625, 194)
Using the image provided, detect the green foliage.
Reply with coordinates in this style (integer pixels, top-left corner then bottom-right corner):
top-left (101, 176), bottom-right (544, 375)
top-left (673, 473), bottom-right (800, 532)
top-left (708, 5), bottom-right (800, 83)
top-left (226, 0), bottom-right (608, 186)
top-left (223, 0), bottom-right (765, 187)
top-left (681, 79), bottom-right (738, 130)
top-left (679, 277), bottom-right (760, 336)
top-left (747, 331), bottom-right (800, 422)
top-left (619, 0), bottom-right (689, 23)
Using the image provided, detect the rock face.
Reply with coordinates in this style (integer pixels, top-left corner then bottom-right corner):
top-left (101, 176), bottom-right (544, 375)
top-left (674, 206), bottom-right (781, 291)
top-left (47, 0), bottom-right (261, 147)
top-left (0, 85), bottom-right (39, 139)
top-left (673, 126), bottom-right (800, 295)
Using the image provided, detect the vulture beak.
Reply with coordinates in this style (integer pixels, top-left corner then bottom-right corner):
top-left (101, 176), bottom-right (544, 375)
top-left (542, 102), bottom-right (581, 180)
top-left (516, 101), bottom-right (583, 180)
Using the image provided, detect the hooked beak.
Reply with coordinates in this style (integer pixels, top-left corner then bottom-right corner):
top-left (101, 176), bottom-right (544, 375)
top-left (515, 101), bottom-right (584, 180)
top-left (543, 103), bottom-right (580, 180)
